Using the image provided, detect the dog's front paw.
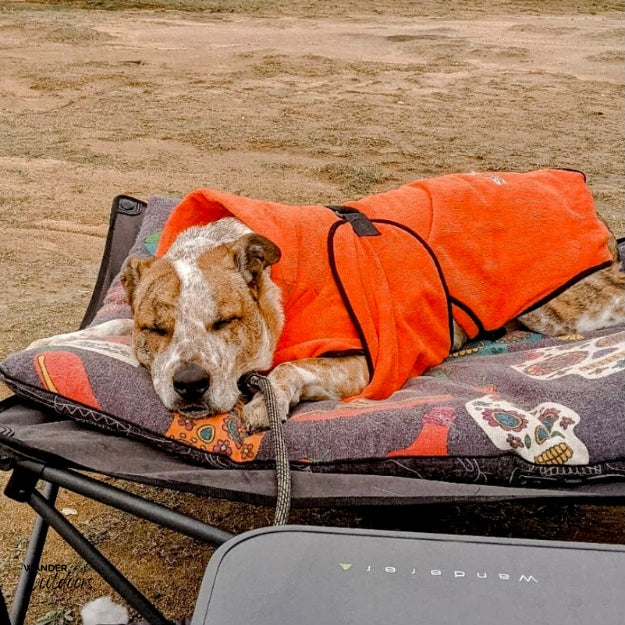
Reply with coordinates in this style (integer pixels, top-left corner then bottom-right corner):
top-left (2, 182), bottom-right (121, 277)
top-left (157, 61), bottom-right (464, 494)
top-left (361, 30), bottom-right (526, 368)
top-left (241, 395), bottom-right (271, 432)
top-left (240, 391), bottom-right (289, 434)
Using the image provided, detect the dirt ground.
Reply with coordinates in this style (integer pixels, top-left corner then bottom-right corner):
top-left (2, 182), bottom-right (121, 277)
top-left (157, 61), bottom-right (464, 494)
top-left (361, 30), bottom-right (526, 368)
top-left (0, 0), bottom-right (623, 622)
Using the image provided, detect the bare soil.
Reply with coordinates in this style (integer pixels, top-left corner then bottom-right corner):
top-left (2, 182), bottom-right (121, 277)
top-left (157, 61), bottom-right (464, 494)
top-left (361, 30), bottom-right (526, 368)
top-left (0, 1), bottom-right (623, 623)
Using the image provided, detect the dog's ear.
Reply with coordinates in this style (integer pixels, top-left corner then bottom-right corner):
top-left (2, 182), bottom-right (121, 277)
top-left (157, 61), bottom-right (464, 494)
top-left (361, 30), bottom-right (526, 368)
top-left (121, 256), bottom-right (155, 311)
top-left (234, 234), bottom-right (281, 293)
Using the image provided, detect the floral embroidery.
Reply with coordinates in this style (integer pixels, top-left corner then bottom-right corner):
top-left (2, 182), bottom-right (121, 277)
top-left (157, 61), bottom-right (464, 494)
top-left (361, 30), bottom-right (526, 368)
top-left (514, 333), bottom-right (625, 380)
top-left (538, 407), bottom-right (560, 430)
top-left (481, 408), bottom-right (528, 432)
top-left (212, 439), bottom-right (233, 455)
top-left (177, 416), bottom-right (195, 431)
top-left (506, 434), bottom-right (524, 449)
top-left (165, 409), bottom-right (262, 462)
top-left (466, 396), bottom-right (588, 465)
top-left (240, 443), bottom-right (255, 460)
top-left (222, 415), bottom-right (247, 447)
top-left (523, 352), bottom-right (587, 377)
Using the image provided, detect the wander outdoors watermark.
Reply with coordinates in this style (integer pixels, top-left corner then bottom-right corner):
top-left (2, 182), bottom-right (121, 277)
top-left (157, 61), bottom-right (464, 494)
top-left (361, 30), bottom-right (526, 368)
top-left (22, 562), bottom-right (95, 591)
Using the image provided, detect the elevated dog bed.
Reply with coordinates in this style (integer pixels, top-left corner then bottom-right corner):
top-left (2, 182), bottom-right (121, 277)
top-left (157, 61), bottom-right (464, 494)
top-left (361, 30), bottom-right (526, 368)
top-left (1, 183), bottom-right (624, 624)
top-left (2, 188), bottom-right (625, 491)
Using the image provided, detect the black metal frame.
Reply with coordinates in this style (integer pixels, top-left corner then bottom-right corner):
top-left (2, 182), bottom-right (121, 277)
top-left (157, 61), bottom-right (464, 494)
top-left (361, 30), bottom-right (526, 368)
top-left (3, 455), bottom-right (624, 625)
top-left (2, 457), bottom-right (233, 625)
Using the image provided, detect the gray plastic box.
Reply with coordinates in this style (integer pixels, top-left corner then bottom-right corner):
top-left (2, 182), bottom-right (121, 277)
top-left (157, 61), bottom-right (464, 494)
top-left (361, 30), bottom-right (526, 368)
top-left (192, 525), bottom-right (625, 624)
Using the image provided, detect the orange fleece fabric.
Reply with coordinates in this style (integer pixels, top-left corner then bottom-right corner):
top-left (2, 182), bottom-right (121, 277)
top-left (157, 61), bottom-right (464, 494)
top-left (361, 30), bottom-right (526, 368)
top-left (155, 169), bottom-right (613, 400)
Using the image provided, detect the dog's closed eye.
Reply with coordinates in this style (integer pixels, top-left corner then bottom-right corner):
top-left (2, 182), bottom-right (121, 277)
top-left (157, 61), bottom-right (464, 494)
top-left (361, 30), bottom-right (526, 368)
top-left (212, 316), bottom-right (242, 331)
top-left (140, 325), bottom-right (169, 337)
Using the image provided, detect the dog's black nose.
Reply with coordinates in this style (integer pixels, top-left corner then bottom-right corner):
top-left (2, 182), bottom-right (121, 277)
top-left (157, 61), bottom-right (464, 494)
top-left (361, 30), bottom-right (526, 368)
top-left (173, 365), bottom-right (210, 401)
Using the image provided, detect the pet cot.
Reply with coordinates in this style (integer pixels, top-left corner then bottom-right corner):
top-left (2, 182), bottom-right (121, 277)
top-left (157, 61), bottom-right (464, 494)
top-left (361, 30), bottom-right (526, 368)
top-left (1, 191), bottom-right (624, 624)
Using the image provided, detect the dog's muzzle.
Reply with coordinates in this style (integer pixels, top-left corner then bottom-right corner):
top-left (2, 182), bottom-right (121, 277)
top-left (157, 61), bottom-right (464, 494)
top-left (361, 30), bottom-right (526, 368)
top-left (172, 364), bottom-right (211, 402)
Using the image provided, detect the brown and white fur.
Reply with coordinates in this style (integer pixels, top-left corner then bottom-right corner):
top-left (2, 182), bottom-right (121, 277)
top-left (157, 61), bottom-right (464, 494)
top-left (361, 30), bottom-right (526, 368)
top-left (31, 217), bottom-right (625, 432)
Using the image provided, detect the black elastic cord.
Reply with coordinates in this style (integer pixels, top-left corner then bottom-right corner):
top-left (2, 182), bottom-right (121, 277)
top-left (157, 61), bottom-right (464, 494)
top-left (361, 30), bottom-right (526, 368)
top-left (449, 296), bottom-right (487, 340)
top-left (370, 219), bottom-right (455, 350)
top-left (518, 259), bottom-right (613, 317)
top-left (326, 221), bottom-right (375, 380)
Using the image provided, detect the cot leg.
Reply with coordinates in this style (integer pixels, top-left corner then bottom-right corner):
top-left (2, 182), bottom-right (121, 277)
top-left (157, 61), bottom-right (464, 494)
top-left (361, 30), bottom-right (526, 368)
top-left (5, 481), bottom-right (58, 625)
top-left (4, 464), bottom-right (174, 625)
top-left (26, 490), bottom-right (174, 625)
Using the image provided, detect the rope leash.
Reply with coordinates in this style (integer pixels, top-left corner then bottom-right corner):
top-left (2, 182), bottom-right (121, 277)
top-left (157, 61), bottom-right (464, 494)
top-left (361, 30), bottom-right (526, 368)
top-left (241, 373), bottom-right (291, 526)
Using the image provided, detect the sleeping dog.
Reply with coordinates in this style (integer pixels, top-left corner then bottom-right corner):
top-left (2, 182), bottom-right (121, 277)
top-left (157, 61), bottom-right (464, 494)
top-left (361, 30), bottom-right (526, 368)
top-left (31, 171), bottom-right (625, 431)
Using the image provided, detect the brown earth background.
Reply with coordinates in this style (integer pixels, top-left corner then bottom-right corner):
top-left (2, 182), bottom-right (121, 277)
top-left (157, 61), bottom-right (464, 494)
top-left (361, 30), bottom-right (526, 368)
top-left (0, 1), bottom-right (623, 623)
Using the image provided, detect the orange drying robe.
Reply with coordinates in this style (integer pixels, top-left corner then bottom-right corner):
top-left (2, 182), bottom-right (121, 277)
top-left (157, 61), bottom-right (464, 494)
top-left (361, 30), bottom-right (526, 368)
top-left (155, 169), bottom-right (613, 400)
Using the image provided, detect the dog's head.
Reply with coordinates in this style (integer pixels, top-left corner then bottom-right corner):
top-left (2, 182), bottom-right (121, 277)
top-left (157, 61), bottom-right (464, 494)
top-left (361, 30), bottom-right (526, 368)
top-left (121, 226), bottom-right (283, 417)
